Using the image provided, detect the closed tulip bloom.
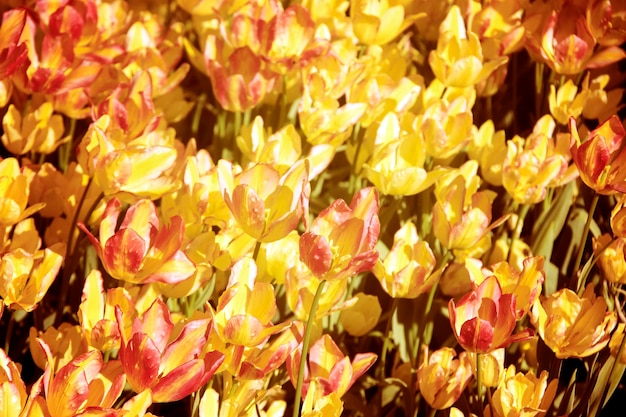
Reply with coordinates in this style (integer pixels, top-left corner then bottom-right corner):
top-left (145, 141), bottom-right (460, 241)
top-left (449, 276), bottom-right (534, 353)
top-left (417, 347), bottom-right (473, 409)
top-left (569, 115), bottom-right (626, 194)
top-left (372, 221), bottom-right (437, 299)
top-left (429, 6), bottom-right (506, 88)
top-left (299, 187), bottom-right (379, 281)
top-left (530, 284), bottom-right (617, 358)
top-left (115, 299), bottom-right (224, 402)
top-left (288, 334), bottom-right (377, 398)
top-left (79, 198), bottom-right (195, 284)
top-left (594, 233), bottom-right (626, 284)
top-left (0, 348), bottom-right (27, 417)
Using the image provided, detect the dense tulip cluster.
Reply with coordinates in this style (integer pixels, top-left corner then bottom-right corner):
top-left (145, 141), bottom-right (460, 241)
top-left (0, 0), bottom-right (626, 416)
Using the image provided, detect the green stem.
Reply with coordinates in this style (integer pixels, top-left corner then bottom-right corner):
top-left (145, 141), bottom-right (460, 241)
top-left (252, 241), bottom-right (262, 263)
top-left (508, 204), bottom-right (530, 263)
top-left (379, 298), bottom-right (399, 380)
top-left (54, 180), bottom-right (99, 326)
top-left (191, 93), bottom-right (207, 139)
top-left (414, 281), bottom-right (440, 370)
top-left (293, 280), bottom-right (327, 417)
top-left (476, 353), bottom-right (484, 417)
top-left (59, 117), bottom-right (77, 173)
top-left (534, 62), bottom-right (544, 120)
top-left (570, 193), bottom-right (599, 291)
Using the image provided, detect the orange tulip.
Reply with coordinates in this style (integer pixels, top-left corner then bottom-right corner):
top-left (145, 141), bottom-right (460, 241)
top-left (288, 334), bottom-right (376, 398)
top-left (299, 187), bottom-right (379, 281)
top-left (569, 115), bottom-right (626, 194)
top-left (449, 276), bottom-right (534, 353)
top-left (115, 299), bottom-right (224, 402)
top-left (79, 198), bottom-right (196, 284)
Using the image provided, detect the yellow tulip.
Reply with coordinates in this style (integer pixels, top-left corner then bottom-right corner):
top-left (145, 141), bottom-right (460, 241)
top-left (339, 292), bottom-right (381, 336)
top-left (429, 6), bottom-right (506, 88)
top-left (0, 158), bottom-right (44, 226)
top-left (1, 102), bottom-right (67, 155)
top-left (362, 112), bottom-right (443, 196)
top-left (548, 80), bottom-right (586, 125)
top-left (417, 347), bottom-right (473, 409)
top-left (373, 221), bottom-right (437, 298)
top-left (0, 219), bottom-right (64, 312)
top-left (594, 233), bottom-right (626, 284)
top-left (433, 162), bottom-right (497, 254)
top-left (350, 0), bottom-right (423, 46)
top-left (468, 120), bottom-right (507, 187)
top-left (0, 348), bottom-right (27, 417)
top-left (29, 323), bottom-right (86, 374)
top-left (530, 284), bottom-right (617, 358)
top-left (502, 115), bottom-right (571, 204)
top-left (218, 159), bottom-right (309, 243)
top-left (486, 365), bottom-right (558, 417)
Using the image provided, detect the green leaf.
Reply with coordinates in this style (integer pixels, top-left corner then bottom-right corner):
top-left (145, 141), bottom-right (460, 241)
top-left (588, 355), bottom-right (626, 417)
top-left (530, 182), bottom-right (575, 295)
top-left (391, 298), bottom-right (420, 364)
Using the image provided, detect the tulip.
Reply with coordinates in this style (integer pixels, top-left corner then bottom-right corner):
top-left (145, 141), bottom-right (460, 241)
top-left (237, 116), bottom-right (302, 175)
top-left (502, 116), bottom-right (571, 205)
top-left (485, 365), bottom-right (558, 417)
top-left (79, 198), bottom-right (196, 284)
top-left (449, 276), bottom-right (534, 353)
top-left (259, 5), bottom-right (328, 73)
top-left (288, 334), bottom-right (377, 398)
top-left (339, 292), bottom-right (382, 337)
top-left (421, 93), bottom-right (474, 160)
top-left (580, 74), bottom-right (624, 122)
top-left (432, 162), bottom-right (497, 255)
top-left (0, 219), bottom-right (64, 312)
top-left (301, 379), bottom-right (343, 417)
top-left (429, 6), bottom-right (506, 88)
top-left (548, 80), bottom-right (586, 125)
top-left (531, 284), bottom-right (617, 358)
top-left (417, 347), bottom-right (473, 409)
top-left (205, 40), bottom-right (277, 112)
top-left (611, 195), bottom-right (626, 238)
top-left (78, 270), bottom-right (135, 352)
top-left (0, 9), bottom-right (28, 79)
top-left (594, 233), bottom-right (626, 284)
top-left (29, 323), bottom-right (86, 374)
top-left (468, 120), bottom-right (507, 187)
top-left (488, 256), bottom-right (545, 318)
top-left (115, 299), bottom-right (224, 402)
top-left (350, 0), bottom-right (422, 46)
top-left (299, 187), bottom-right (379, 281)
top-left (372, 221), bottom-right (438, 298)
top-left (524, 0), bottom-right (626, 75)
top-left (466, 348), bottom-right (505, 388)
top-left (0, 158), bottom-right (45, 226)
top-left (1, 102), bottom-right (67, 155)
top-left (210, 258), bottom-right (286, 349)
top-left (362, 112), bottom-right (443, 196)
top-left (569, 115), bottom-right (626, 194)
top-left (30, 340), bottom-right (125, 417)
top-left (0, 348), bottom-right (27, 417)
top-left (217, 159), bottom-right (309, 243)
